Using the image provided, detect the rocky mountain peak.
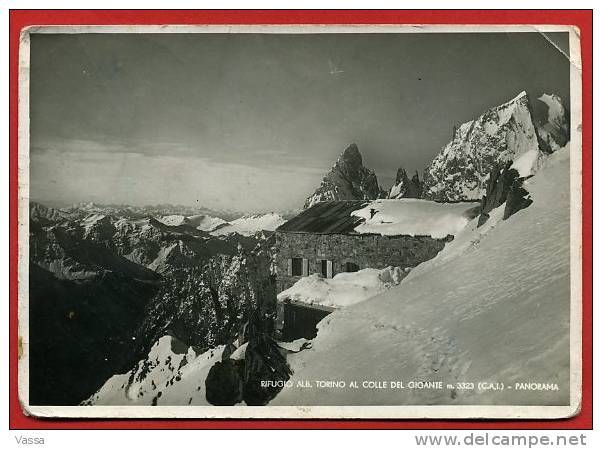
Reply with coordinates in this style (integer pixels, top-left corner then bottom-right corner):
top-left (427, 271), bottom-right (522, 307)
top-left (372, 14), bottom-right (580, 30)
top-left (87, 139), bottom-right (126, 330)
top-left (303, 144), bottom-right (383, 209)
top-left (422, 91), bottom-right (569, 202)
top-left (338, 143), bottom-right (363, 168)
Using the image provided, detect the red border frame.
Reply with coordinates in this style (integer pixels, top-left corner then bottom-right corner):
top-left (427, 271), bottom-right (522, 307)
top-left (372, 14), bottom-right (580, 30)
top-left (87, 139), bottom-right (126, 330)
top-left (9, 9), bottom-right (593, 430)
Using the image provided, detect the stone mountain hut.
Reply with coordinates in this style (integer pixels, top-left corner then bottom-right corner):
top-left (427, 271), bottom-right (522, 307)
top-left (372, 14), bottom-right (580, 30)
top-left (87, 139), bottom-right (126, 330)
top-left (273, 200), bottom-right (459, 341)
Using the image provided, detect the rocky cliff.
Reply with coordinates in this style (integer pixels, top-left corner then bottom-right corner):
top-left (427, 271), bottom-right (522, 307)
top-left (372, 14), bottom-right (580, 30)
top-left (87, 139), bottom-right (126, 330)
top-left (304, 143), bottom-right (384, 209)
top-left (422, 91), bottom-right (568, 201)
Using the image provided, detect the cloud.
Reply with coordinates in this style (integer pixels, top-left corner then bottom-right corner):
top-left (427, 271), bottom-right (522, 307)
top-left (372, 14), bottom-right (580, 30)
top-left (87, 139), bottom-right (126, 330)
top-left (30, 148), bottom-right (323, 212)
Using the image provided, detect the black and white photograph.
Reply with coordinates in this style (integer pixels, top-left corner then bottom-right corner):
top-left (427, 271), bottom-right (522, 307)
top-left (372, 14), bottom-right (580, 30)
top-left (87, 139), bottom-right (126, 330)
top-left (18, 25), bottom-right (582, 419)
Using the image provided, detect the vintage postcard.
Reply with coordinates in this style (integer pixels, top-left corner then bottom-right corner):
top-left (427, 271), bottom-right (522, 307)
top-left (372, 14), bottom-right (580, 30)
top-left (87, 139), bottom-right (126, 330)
top-left (17, 24), bottom-right (583, 419)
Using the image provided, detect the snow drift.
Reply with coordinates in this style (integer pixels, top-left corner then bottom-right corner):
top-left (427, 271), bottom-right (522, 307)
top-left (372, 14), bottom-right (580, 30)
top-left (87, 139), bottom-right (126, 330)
top-left (352, 199), bottom-right (478, 238)
top-left (278, 267), bottom-right (407, 309)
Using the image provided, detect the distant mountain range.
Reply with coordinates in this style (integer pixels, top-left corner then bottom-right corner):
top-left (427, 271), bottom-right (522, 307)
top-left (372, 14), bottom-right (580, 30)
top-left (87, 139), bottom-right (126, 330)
top-left (34, 202), bottom-right (254, 223)
top-left (28, 201), bottom-right (282, 405)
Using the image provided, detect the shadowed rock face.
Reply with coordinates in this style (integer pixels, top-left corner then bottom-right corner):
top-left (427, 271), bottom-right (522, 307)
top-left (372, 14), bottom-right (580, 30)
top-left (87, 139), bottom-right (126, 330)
top-left (476, 161), bottom-right (533, 227)
top-left (304, 143), bottom-right (384, 209)
top-left (29, 263), bottom-right (160, 406)
top-left (531, 93), bottom-right (570, 153)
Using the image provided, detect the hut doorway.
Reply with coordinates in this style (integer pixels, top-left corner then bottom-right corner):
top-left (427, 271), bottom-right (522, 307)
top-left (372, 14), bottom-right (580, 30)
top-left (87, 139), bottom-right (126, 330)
top-left (281, 301), bottom-right (333, 341)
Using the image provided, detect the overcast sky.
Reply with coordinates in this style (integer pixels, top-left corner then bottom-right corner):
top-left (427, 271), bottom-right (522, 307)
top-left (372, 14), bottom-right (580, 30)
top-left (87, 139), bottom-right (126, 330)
top-left (30, 31), bottom-right (570, 212)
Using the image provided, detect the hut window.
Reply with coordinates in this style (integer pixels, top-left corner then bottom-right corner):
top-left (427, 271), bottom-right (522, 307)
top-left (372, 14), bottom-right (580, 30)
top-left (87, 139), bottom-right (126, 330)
top-left (345, 261), bottom-right (360, 273)
top-left (289, 258), bottom-right (309, 277)
top-left (320, 259), bottom-right (333, 279)
top-left (290, 258), bottom-right (303, 276)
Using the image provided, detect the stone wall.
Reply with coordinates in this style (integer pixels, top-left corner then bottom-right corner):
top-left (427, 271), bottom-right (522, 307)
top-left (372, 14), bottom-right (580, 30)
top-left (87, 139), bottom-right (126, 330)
top-left (274, 231), bottom-right (450, 292)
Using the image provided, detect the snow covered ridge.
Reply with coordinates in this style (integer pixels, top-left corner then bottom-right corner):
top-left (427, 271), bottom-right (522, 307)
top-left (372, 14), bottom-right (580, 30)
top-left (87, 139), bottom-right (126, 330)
top-left (423, 91), bottom-right (569, 202)
top-left (157, 212), bottom-right (285, 236)
top-left (86, 333), bottom-right (311, 406)
top-left (157, 214), bottom-right (228, 232)
top-left (278, 267), bottom-right (407, 309)
top-left (84, 335), bottom-right (229, 406)
top-left (272, 147), bottom-right (571, 406)
top-left (351, 199), bottom-right (479, 238)
top-left (211, 212), bottom-right (286, 236)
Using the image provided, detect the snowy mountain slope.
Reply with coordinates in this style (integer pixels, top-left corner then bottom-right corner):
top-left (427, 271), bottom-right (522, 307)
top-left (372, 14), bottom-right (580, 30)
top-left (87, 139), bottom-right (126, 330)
top-left (85, 336), bottom-right (229, 406)
top-left (272, 147), bottom-right (570, 406)
top-left (351, 199), bottom-right (479, 238)
top-left (158, 214), bottom-right (228, 232)
top-left (188, 214), bottom-right (228, 232)
top-left (157, 214), bottom-right (188, 227)
top-left (423, 91), bottom-right (568, 201)
top-left (211, 212), bottom-right (285, 236)
top-left (158, 212), bottom-right (280, 236)
top-left (87, 333), bottom-right (308, 406)
top-left (278, 267), bottom-right (407, 309)
top-left (304, 143), bottom-right (384, 209)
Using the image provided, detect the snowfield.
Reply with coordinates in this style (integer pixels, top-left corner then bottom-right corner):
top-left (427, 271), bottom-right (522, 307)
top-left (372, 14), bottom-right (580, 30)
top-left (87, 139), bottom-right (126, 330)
top-left (278, 267), bottom-right (407, 309)
top-left (189, 214), bottom-right (228, 232)
top-left (272, 148), bottom-right (571, 406)
top-left (352, 199), bottom-right (479, 238)
top-left (211, 212), bottom-right (285, 236)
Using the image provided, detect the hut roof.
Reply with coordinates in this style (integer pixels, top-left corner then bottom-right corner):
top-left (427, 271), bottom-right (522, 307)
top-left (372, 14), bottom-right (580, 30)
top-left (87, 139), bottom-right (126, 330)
top-left (277, 199), bottom-right (480, 236)
top-left (276, 201), bottom-right (369, 234)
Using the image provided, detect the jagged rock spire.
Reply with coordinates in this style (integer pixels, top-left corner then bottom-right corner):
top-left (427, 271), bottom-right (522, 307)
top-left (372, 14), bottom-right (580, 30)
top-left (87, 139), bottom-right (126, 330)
top-left (303, 143), bottom-right (383, 209)
top-left (388, 167), bottom-right (423, 199)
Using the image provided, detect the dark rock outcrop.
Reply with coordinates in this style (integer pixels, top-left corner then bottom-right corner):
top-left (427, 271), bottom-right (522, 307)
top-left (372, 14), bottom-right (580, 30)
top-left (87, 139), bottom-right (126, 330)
top-left (241, 311), bottom-right (292, 405)
top-left (388, 167), bottom-right (423, 199)
top-left (531, 93), bottom-right (570, 153)
top-left (205, 310), bottom-right (292, 406)
top-left (503, 179), bottom-right (534, 220)
top-left (204, 358), bottom-right (245, 406)
top-left (304, 143), bottom-right (383, 208)
top-left (476, 160), bottom-right (533, 226)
